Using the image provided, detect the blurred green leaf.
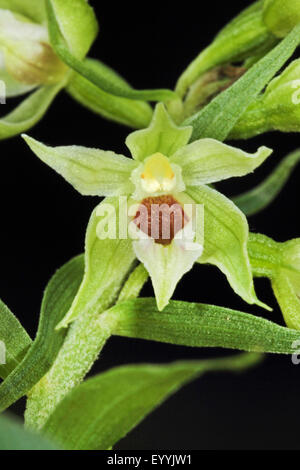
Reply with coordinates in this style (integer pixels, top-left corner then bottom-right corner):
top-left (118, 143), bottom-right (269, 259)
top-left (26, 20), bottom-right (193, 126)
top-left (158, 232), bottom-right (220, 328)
top-left (0, 255), bottom-right (84, 412)
top-left (0, 299), bottom-right (31, 380)
top-left (184, 23), bottom-right (300, 141)
top-left (67, 59), bottom-right (153, 129)
top-left (46, 0), bottom-right (176, 102)
top-left (43, 353), bottom-right (261, 450)
top-left (0, 414), bottom-right (57, 450)
top-left (0, 83), bottom-right (63, 140)
top-left (233, 149), bottom-right (300, 216)
top-left (112, 298), bottom-right (300, 353)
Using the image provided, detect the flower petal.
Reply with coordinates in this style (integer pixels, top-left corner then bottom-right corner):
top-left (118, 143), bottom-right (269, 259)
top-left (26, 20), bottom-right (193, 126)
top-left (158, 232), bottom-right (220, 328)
top-left (171, 139), bottom-right (272, 185)
top-left (0, 0), bottom-right (46, 23)
top-left (23, 135), bottom-right (137, 196)
top-left (0, 68), bottom-right (37, 97)
top-left (133, 237), bottom-right (203, 311)
top-left (187, 185), bottom-right (270, 309)
top-left (0, 83), bottom-right (63, 140)
top-left (126, 103), bottom-right (192, 161)
top-left (58, 197), bottom-right (136, 328)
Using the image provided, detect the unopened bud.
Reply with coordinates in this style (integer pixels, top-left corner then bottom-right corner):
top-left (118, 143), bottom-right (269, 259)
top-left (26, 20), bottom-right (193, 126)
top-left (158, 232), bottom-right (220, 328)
top-left (0, 9), bottom-right (66, 85)
top-left (263, 0), bottom-right (300, 37)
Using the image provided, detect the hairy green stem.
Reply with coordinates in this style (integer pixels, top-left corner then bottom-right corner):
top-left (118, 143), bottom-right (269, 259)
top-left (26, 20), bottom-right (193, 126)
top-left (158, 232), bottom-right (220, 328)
top-left (24, 307), bottom-right (117, 431)
top-left (25, 264), bottom-right (148, 432)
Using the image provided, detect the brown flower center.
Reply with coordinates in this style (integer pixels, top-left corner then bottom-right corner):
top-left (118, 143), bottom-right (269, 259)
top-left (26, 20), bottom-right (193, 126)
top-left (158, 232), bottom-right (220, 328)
top-left (133, 195), bottom-right (188, 246)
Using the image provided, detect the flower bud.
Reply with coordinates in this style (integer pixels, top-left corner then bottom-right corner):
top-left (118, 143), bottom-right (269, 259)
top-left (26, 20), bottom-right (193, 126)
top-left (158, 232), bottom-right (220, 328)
top-left (0, 9), bottom-right (66, 85)
top-left (263, 0), bottom-right (300, 37)
top-left (230, 59), bottom-right (300, 139)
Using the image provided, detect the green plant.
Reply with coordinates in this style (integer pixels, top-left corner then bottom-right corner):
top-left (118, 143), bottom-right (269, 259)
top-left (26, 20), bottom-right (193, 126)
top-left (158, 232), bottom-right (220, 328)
top-left (1, 0), bottom-right (300, 450)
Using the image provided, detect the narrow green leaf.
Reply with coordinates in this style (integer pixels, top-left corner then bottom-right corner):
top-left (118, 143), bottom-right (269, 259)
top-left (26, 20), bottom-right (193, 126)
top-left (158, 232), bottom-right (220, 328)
top-left (45, 0), bottom-right (176, 102)
top-left (0, 414), bottom-right (58, 450)
top-left (50, 0), bottom-right (98, 59)
top-left (43, 353), bottom-right (261, 450)
top-left (232, 149), bottom-right (300, 216)
top-left (112, 298), bottom-right (300, 354)
top-left (0, 83), bottom-right (63, 140)
top-left (184, 23), bottom-right (300, 141)
top-left (67, 60), bottom-right (153, 129)
top-left (0, 255), bottom-right (84, 412)
top-left (0, 0), bottom-right (46, 23)
top-left (0, 299), bottom-right (31, 380)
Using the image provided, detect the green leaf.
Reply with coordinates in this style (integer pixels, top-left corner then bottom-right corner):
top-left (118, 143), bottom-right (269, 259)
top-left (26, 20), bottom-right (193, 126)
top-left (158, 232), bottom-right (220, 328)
top-left (49, 0), bottom-right (98, 59)
top-left (171, 139), bottom-right (272, 185)
top-left (232, 149), bottom-right (300, 216)
top-left (184, 23), bottom-right (300, 141)
top-left (187, 185), bottom-right (268, 309)
top-left (58, 198), bottom-right (136, 328)
top-left (0, 298), bottom-right (31, 380)
top-left (126, 103), bottom-right (192, 161)
top-left (0, 0), bottom-right (46, 23)
top-left (112, 297), bottom-right (300, 353)
top-left (43, 353), bottom-right (261, 450)
top-left (176, 1), bottom-right (272, 97)
top-left (0, 414), bottom-right (58, 450)
top-left (23, 134), bottom-right (137, 196)
top-left (0, 82), bottom-right (63, 140)
top-left (0, 255), bottom-right (84, 412)
top-left (67, 59), bottom-right (153, 129)
top-left (45, 0), bottom-right (176, 102)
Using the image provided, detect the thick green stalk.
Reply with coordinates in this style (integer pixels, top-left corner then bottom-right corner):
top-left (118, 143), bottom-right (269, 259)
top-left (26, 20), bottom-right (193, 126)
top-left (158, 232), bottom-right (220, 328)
top-left (25, 264), bottom-right (148, 432)
top-left (24, 306), bottom-right (117, 431)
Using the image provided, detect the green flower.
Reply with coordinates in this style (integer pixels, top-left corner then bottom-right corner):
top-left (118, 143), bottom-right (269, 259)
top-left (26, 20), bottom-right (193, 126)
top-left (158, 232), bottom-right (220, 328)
top-left (0, 8), bottom-right (66, 86)
top-left (0, 0), bottom-right (156, 140)
top-left (23, 104), bottom-right (272, 325)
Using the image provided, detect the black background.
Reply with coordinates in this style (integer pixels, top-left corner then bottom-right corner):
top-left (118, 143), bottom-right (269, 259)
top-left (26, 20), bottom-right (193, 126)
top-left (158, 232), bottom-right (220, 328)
top-left (1, 0), bottom-right (300, 450)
